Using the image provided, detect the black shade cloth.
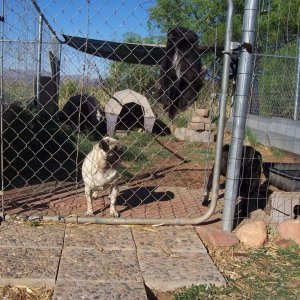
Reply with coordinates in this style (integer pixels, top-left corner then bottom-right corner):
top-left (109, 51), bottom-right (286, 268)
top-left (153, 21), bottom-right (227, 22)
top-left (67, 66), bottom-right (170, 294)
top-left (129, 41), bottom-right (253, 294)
top-left (63, 34), bottom-right (223, 65)
top-left (63, 34), bottom-right (165, 65)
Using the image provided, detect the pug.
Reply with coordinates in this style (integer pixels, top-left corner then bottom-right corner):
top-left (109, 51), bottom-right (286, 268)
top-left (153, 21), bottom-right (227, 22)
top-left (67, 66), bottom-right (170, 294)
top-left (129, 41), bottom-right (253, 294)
top-left (82, 137), bottom-right (121, 217)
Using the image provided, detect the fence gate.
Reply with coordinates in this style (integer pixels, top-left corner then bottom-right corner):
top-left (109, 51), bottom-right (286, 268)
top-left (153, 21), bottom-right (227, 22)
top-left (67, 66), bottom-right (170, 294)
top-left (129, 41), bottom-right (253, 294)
top-left (0, 0), bottom-right (230, 225)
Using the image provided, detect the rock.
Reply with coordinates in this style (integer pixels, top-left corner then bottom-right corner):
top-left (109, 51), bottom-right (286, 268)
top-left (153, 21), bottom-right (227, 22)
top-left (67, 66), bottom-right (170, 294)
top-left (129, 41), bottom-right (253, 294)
top-left (191, 116), bottom-right (211, 124)
top-left (276, 219), bottom-right (300, 246)
top-left (174, 128), bottom-right (215, 143)
top-left (187, 122), bottom-right (205, 131)
top-left (196, 108), bottom-right (209, 117)
top-left (275, 239), bottom-right (292, 249)
top-left (235, 221), bottom-right (268, 248)
top-left (205, 123), bottom-right (217, 131)
top-left (195, 227), bottom-right (239, 247)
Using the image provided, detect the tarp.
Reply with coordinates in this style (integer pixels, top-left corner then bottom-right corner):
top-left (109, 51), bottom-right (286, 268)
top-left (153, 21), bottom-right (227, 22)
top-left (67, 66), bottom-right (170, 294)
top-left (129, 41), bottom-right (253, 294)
top-left (63, 34), bottom-right (165, 65)
top-left (63, 34), bottom-right (223, 65)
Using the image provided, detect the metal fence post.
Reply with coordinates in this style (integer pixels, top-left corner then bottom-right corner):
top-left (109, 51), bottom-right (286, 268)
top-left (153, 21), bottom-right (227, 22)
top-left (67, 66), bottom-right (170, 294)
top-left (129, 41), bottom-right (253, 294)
top-left (294, 38), bottom-right (300, 120)
top-left (0, 0), bottom-right (4, 220)
top-left (36, 14), bottom-right (43, 106)
top-left (222, 0), bottom-right (259, 232)
top-left (210, 0), bottom-right (234, 210)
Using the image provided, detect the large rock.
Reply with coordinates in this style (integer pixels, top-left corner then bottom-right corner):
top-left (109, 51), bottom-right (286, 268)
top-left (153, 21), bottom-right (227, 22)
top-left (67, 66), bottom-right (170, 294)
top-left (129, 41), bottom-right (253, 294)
top-left (235, 221), bottom-right (268, 248)
top-left (276, 219), bottom-right (300, 246)
top-left (174, 128), bottom-right (215, 143)
top-left (195, 227), bottom-right (239, 247)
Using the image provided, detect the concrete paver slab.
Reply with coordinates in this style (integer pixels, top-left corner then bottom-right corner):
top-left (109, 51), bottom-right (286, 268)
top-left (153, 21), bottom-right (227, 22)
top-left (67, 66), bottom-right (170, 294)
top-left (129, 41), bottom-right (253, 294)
top-left (137, 250), bottom-right (226, 292)
top-left (57, 248), bottom-right (142, 283)
top-left (0, 222), bottom-right (226, 297)
top-left (53, 281), bottom-right (148, 300)
top-left (132, 226), bottom-right (207, 253)
top-left (0, 222), bottom-right (65, 249)
top-left (0, 247), bottom-right (60, 287)
top-left (64, 225), bottom-right (135, 250)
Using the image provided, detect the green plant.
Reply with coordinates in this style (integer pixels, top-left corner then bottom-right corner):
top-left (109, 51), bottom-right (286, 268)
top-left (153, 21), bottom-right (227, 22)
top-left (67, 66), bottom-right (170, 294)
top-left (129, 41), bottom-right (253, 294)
top-left (174, 241), bottom-right (300, 300)
top-left (272, 147), bottom-right (284, 158)
top-left (245, 128), bottom-right (259, 147)
top-left (182, 146), bottom-right (215, 161)
top-left (258, 41), bottom-right (298, 118)
top-left (173, 115), bottom-right (189, 128)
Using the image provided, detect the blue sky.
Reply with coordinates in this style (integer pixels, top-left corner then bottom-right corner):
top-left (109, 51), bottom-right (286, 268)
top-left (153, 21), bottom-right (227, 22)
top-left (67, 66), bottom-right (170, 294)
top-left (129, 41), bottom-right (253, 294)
top-left (4, 0), bottom-right (163, 77)
top-left (37, 0), bottom-right (160, 41)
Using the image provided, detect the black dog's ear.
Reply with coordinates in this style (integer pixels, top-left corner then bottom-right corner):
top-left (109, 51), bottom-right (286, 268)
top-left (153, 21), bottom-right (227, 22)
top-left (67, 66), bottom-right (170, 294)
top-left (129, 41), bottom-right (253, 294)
top-left (99, 139), bottom-right (110, 152)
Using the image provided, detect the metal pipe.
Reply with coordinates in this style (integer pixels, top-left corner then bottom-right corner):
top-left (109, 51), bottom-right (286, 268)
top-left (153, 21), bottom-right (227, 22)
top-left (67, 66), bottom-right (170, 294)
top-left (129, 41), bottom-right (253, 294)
top-left (209, 0), bottom-right (234, 211)
top-left (222, 0), bottom-right (259, 232)
top-left (36, 14), bottom-right (43, 106)
top-left (31, 0), bottom-right (63, 44)
top-left (5, 201), bottom-right (217, 225)
top-left (294, 38), bottom-right (300, 120)
top-left (0, 0), bottom-right (4, 219)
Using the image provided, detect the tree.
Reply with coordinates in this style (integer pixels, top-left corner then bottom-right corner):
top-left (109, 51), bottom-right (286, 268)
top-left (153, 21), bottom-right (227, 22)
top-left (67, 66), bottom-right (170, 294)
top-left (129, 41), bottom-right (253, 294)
top-left (148, 0), bottom-right (243, 44)
top-left (106, 33), bottom-right (163, 97)
top-left (148, 0), bottom-right (299, 50)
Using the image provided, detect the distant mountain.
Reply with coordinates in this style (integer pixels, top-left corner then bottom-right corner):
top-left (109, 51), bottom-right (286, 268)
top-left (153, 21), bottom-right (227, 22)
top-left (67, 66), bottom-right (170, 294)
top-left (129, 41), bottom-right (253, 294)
top-left (4, 69), bottom-right (103, 87)
top-left (4, 69), bottom-right (52, 82)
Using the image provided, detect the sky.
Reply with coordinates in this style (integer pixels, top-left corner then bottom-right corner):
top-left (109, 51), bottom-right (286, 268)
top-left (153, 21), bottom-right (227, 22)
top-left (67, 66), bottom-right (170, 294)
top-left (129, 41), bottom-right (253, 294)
top-left (36, 0), bottom-right (161, 41)
top-left (4, 0), bottom-right (164, 77)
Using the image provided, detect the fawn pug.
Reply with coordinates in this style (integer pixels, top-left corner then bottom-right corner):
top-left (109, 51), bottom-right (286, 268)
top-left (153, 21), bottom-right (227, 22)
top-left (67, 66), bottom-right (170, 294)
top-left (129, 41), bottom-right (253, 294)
top-left (82, 137), bottom-right (122, 217)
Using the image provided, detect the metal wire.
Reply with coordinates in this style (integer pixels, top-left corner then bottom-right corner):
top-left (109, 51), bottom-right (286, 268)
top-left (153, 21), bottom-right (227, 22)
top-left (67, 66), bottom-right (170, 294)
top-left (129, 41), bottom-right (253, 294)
top-left (0, 0), bottom-right (222, 225)
top-left (1, 0), bottom-right (299, 229)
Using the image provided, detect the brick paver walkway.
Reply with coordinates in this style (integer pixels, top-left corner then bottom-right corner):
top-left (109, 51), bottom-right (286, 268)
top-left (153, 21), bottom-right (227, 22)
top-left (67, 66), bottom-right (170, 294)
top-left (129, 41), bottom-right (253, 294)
top-left (0, 221), bottom-right (225, 299)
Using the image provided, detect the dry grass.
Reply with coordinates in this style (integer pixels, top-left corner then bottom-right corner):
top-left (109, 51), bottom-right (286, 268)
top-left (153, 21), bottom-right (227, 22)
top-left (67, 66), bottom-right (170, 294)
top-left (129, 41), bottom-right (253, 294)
top-left (174, 232), bottom-right (300, 300)
top-left (0, 285), bottom-right (53, 300)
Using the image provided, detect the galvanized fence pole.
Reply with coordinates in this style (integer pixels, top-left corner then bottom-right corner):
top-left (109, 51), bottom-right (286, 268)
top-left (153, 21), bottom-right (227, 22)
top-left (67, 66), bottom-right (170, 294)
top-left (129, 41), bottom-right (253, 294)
top-left (36, 14), bottom-right (43, 106)
top-left (294, 38), bottom-right (300, 120)
top-left (222, 0), bottom-right (259, 232)
top-left (0, 0), bottom-right (4, 220)
top-left (210, 0), bottom-right (234, 210)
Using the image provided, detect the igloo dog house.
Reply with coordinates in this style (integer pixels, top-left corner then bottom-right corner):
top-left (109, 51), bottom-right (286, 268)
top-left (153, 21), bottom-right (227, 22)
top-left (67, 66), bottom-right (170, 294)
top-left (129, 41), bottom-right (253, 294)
top-left (105, 89), bottom-right (156, 136)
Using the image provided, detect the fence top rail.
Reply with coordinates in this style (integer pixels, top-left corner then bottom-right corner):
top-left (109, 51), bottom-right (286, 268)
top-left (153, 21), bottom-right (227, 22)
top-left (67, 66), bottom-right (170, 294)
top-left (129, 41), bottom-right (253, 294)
top-left (31, 0), bottom-right (63, 44)
top-left (254, 53), bottom-right (297, 60)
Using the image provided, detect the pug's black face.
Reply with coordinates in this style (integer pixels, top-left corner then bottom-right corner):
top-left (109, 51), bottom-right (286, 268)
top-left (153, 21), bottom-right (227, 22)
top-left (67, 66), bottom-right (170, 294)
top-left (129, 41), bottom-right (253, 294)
top-left (99, 138), bottom-right (122, 166)
top-left (107, 146), bottom-right (123, 166)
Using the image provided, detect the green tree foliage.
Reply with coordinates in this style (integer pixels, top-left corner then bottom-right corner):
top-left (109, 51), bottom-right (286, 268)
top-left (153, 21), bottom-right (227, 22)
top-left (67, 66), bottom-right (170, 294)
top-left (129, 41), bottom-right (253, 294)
top-left (258, 41), bottom-right (298, 118)
top-left (106, 32), bottom-right (162, 96)
top-left (148, 0), bottom-right (300, 50)
top-left (148, 0), bottom-right (245, 44)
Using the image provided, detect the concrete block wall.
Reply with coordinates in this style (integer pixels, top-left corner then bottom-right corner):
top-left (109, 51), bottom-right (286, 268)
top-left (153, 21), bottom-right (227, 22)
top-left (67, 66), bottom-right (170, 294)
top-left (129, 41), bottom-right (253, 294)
top-left (227, 115), bottom-right (300, 155)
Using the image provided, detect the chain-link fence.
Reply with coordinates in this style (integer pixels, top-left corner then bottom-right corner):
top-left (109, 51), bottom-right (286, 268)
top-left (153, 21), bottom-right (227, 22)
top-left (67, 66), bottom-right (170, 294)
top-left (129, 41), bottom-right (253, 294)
top-left (1, 0), bottom-right (225, 224)
top-left (1, 0), bottom-right (299, 230)
top-left (225, 0), bottom-right (300, 230)
top-left (250, 54), bottom-right (299, 119)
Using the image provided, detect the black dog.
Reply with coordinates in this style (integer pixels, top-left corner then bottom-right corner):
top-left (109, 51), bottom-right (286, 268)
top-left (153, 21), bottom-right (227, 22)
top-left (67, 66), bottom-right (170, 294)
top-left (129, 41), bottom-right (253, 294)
top-left (203, 144), bottom-right (262, 215)
top-left (157, 27), bottom-right (203, 119)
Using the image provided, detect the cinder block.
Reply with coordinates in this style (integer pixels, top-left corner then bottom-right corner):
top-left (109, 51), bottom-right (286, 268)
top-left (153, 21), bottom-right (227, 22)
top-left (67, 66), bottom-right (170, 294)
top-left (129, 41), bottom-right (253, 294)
top-left (205, 123), bottom-right (217, 131)
top-left (187, 122), bottom-right (205, 131)
top-left (174, 128), bottom-right (215, 143)
top-left (196, 109), bottom-right (209, 117)
top-left (191, 116), bottom-right (211, 124)
top-left (270, 192), bottom-right (300, 223)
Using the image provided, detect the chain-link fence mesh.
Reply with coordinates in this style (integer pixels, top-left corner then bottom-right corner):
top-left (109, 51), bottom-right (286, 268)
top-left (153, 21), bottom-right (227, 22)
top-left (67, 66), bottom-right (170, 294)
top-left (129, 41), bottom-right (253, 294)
top-left (250, 54), bottom-right (298, 119)
top-left (1, 0), bottom-right (225, 222)
top-left (233, 0), bottom-right (300, 227)
top-left (1, 0), bottom-right (299, 228)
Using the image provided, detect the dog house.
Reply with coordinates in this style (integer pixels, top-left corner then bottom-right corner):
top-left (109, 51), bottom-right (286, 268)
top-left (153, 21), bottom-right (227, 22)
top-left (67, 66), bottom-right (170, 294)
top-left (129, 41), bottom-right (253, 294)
top-left (105, 89), bottom-right (156, 136)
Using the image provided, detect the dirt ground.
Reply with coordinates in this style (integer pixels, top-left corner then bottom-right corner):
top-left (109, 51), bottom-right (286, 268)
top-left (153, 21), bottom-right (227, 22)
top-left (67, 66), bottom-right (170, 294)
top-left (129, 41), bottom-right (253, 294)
top-left (2, 135), bottom-right (300, 220)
